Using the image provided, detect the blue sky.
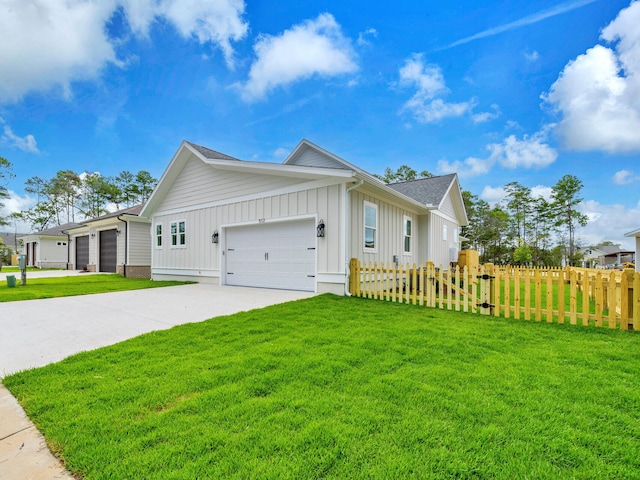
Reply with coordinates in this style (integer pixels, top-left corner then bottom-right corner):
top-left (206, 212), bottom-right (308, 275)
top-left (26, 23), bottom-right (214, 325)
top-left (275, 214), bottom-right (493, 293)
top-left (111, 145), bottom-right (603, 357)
top-left (1, 0), bottom-right (639, 249)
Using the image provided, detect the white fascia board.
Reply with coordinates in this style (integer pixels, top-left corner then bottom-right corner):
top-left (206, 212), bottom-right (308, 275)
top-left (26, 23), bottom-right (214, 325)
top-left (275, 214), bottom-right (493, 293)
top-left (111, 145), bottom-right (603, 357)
top-left (202, 156), bottom-right (356, 180)
top-left (625, 227), bottom-right (640, 237)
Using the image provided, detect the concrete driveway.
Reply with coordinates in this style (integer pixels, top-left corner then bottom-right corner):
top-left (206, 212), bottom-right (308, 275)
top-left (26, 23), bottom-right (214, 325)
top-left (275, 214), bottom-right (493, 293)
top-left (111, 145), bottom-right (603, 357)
top-left (0, 283), bottom-right (315, 377)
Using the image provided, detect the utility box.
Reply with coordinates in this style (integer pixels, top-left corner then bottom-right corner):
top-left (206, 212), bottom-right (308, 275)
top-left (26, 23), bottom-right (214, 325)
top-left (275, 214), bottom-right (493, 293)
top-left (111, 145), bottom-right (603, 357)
top-left (18, 254), bottom-right (26, 270)
top-left (6, 275), bottom-right (16, 287)
top-left (457, 249), bottom-right (479, 270)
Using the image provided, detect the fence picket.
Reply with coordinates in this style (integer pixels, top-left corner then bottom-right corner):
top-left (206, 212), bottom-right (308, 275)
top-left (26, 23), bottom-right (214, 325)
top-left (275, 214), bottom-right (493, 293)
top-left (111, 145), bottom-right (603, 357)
top-left (348, 259), bottom-right (639, 332)
top-left (608, 271), bottom-right (617, 329)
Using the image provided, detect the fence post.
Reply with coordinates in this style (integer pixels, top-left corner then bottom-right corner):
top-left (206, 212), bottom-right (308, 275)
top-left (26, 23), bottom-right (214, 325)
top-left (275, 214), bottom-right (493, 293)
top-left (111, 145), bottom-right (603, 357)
top-left (620, 269), bottom-right (632, 330)
top-left (349, 258), bottom-right (359, 296)
top-left (634, 271), bottom-right (640, 331)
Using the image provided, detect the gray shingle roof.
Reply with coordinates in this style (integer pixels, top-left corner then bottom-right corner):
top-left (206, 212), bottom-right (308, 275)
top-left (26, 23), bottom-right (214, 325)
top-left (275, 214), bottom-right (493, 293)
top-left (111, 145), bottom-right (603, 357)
top-left (387, 173), bottom-right (457, 207)
top-left (34, 222), bottom-right (82, 237)
top-left (87, 204), bottom-right (144, 222)
top-left (186, 141), bottom-right (241, 161)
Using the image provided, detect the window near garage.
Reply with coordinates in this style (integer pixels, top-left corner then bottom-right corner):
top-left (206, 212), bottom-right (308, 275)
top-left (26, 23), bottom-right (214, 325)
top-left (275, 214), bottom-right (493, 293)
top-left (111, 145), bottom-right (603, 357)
top-left (155, 223), bottom-right (163, 247)
top-left (403, 216), bottom-right (412, 254)
top-left (364, 201), bottom-right (378, 251)
top-left (171, 220), bottom-right (186, 247)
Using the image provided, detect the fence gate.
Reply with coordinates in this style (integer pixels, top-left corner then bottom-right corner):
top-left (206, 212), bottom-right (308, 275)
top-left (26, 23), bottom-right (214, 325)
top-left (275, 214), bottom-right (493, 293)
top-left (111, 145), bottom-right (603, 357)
top-left (477, 270), bottom-right (495, 315)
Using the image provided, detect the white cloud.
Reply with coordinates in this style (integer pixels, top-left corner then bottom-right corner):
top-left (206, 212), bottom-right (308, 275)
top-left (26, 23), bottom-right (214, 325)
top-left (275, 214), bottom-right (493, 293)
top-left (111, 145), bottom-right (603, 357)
top-left (356, 28), bottom-right (378, 47)
top-left (544, 1), bottom-right (640, 153)
top-left (524, 50), bottom-right (540, 62)
top-left (273, 147), bottom-right (288, 158)
top-left (612, 169), bottom-right (640, 184)
top-left (479, 185), bottom-right (506, 205)
top-left (0, 190), bottom-right (35, 232)
top-left (446, 0), bottom-right (599, 49)
top-left (579, 199), bottom-right (640, 249)
top-left (472, 104), bottom-right (501, 124)
top-left (0, 118), bottom-right (39, 153)
top-left (530, 185), bottom-right (553, 201)
top-left (438, 129), bottom-right (557, 177)
top-left (240, 13), bottom-right (357, 102)
top-left (0, 0), bottom-right (248, 103)
top-left (488, 132), bottom-right (558, 169)
top-left (438, 157), bottom-right (494, 178)
top-left (399, 54), bottom-right (475, 123)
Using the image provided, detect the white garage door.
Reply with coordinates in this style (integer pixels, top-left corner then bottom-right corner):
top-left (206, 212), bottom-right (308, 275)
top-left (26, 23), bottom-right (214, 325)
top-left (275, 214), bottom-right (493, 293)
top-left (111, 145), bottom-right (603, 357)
top-left (225, 220), bottom-right (316, 291)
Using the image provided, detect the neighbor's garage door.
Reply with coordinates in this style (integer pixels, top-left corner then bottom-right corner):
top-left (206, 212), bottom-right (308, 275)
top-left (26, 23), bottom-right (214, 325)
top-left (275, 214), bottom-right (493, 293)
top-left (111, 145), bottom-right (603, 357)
top-left (75, 235), bottom-right (89, 269)
top-left (225, 220), bottom-right (316, 291)
top-left (99, 229), bottom-right (117, 273)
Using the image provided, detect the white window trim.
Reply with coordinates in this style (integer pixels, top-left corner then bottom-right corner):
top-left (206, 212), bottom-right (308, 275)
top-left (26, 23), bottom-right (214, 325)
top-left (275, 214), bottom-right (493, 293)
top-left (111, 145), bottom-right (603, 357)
top-left (170, 220), bottom-right (187, 248)
top-left (155, 222), bottom-right (163, 249)
top-left (453, 228), bottom-right (458, 245)
top-left (364, 201), bottom-right (378, 253)
top-left (443, 224), bottom-right (448, 241)
top-left (403, 215), bottom-right (412, 255)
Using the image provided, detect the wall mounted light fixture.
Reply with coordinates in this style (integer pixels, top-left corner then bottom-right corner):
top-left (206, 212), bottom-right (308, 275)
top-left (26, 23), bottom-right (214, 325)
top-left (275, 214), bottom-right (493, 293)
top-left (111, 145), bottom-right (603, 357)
top-left (91, 233), bottom-right (95, 239)
top-left (212, 230), bottom-right (219, 244)
top-left (317, 219), bottom-right (325, 238)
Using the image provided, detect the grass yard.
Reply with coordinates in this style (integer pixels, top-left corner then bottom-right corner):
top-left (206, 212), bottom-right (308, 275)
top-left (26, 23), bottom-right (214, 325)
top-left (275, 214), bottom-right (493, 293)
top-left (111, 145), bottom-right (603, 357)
top-left (4, 295), bottom-right (640, 479)
top-left (0, 274), bottom-right (189, 302)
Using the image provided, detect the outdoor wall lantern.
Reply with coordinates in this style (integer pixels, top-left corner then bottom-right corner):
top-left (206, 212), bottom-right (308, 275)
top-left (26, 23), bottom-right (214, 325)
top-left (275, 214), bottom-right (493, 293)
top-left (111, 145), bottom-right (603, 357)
top-left (90, 233), bottom-right (95, 239)
top-left (317, 219), bottom-right (325, 238)
top-left (116, 229), bottom-right (121, 236)
top-left (212, 230), bottom-right (219, 244)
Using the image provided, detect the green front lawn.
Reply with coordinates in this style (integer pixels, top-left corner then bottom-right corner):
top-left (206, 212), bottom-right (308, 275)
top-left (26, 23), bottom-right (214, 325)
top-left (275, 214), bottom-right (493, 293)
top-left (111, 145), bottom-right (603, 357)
top-left (0, 275), bottom-right (189, 302)
top-left (5, 295), bottom-right (640, 479)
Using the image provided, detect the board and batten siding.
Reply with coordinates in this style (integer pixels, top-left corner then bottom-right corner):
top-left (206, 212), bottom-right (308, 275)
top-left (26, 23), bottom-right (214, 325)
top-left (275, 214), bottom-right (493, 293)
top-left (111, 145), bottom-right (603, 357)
top-left (349, 189), bottom-right (420, 267)
top-left (128, 221), bottom-right (151, 265)
top-left (158, 155), bottom-right (302, 212)
top-left (429, 212), bottom-right (459, 269)
top-left (152, 183), bottom-right (345, 292)
top-left (439, 194), bottom-right (456, 219)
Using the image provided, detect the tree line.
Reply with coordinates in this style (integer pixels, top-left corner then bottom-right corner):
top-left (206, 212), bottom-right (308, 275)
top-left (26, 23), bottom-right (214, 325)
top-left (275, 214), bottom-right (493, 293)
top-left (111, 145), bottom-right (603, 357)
top-left (378, 165), bottom-right (589, 267)
top-left (462, 175), bottom-right (588, 267)
top-left (0, 157), bottom-right (157, 232)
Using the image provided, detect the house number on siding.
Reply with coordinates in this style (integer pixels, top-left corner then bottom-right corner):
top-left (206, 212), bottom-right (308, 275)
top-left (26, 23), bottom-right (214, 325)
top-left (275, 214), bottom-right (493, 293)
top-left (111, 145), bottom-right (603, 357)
top-left (258, 218), bottom-right (266, 223)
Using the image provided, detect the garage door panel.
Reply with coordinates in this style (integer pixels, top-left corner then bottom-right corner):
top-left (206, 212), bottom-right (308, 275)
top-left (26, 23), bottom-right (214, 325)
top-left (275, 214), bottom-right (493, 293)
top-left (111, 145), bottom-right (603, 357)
top-left (99, 229), bottom-right (117, 273)
top-left (225, 220), bottom-right (316, 291)
top-left (76, 236), bottom-right (89, 269)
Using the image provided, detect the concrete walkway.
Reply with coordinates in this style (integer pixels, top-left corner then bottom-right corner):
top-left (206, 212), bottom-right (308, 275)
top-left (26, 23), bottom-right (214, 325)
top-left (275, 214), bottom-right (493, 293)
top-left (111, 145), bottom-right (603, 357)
top-left (0, 278), bottom-right (314, 479)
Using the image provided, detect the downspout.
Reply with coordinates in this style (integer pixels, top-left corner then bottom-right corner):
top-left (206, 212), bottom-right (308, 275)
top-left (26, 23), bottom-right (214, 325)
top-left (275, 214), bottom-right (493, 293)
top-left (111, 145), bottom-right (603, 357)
top-left (344, 178), bottom-right (364, 296)
top-left (117, 215), bottom-right (128, 278)
top-left (62, 229), bottom-right (71, 270)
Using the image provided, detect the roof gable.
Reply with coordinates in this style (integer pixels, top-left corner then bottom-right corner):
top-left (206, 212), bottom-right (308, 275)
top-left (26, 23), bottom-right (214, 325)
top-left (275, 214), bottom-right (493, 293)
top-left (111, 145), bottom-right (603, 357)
top-left (283, 139), bottom-right (360, 171)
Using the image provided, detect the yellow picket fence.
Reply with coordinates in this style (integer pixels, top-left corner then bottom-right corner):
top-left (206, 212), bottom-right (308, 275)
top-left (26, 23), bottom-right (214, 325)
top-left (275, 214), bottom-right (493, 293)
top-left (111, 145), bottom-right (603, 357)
top-left (348, 259), bottom-right (640, 331)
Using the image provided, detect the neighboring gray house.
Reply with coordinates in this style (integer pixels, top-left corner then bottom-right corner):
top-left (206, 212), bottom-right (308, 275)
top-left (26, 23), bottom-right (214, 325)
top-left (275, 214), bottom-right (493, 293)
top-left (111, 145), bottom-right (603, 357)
top-left (625, 227), bottom-right (640, 272)
top-left (140, 139), bottom-right (468, 294)
top-left (65, 205), bottom-right (151, 278)
top-left (18, 222), bottom-right (80, 268)
top-left (596, 244), bottom-right (635, 269)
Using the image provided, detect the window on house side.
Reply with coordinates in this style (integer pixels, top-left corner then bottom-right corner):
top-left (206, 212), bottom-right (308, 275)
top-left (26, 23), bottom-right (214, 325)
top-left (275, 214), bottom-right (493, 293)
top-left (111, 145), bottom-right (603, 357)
top-left (170, 221), bottom-right (186, 247)
top-left (364, 201), bottom-right (377, 251)
top-left (403, 216), bottom-right (412, 254)
top-left (156, 224), bottom-right (162, 247)
top-left (443, 224), bottom-right (447, 241)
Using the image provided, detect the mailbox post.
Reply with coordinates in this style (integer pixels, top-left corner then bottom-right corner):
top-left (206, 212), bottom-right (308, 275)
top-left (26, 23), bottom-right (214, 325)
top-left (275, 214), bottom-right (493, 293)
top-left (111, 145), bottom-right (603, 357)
top-left (19, 254), bottom-right (26, 285)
